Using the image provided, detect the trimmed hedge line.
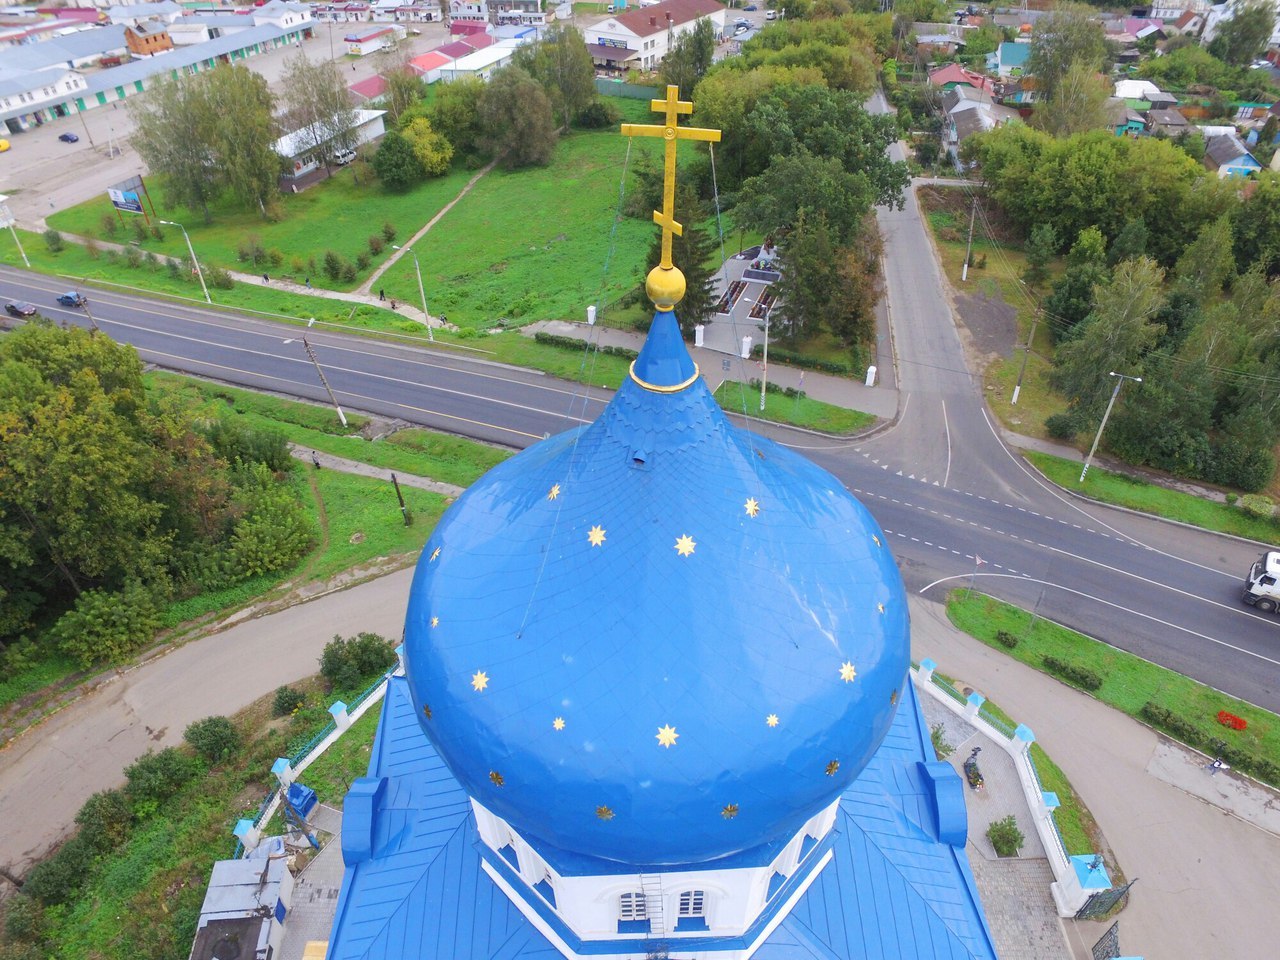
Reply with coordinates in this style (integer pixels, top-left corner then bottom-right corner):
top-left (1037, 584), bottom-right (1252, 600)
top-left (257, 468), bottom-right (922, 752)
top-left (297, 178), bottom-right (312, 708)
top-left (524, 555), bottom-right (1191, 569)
top-left (533, 331), bottom-right (639, 362)
top-left (1041, 655), bottom-right (1103, 691)
top-left (749, 344), bottom-right (853, 375)
top-left (1141, 702), bottom-right (1280, 787)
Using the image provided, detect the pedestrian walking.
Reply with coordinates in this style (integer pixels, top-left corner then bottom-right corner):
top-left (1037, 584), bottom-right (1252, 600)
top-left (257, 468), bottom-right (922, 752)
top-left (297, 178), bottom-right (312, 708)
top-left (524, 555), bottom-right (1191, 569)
top-left (311, 451), bottom-right (322, 470)
top-left (390, 299), bottom-right (397, 310)
top-left (379, 288), bottom-right (385, 301)
top-left (1208, 757), bottom-right (1230, 776)
top-left (263, 273), bottom-right (270, 284)
top-left (305, 277), bottom-right (311, 288)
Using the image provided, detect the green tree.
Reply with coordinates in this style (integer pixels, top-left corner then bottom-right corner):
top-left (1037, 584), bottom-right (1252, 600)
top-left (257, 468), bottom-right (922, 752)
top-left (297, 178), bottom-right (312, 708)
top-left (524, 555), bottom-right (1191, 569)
top-left (774, 210), bottom-right (839, 341)
top-left (827, 216), bottom-right (885, 348)
top-left (1208, 0), bottom-right (1277, 66)
top-left (1051, 257), bottom-right (1166, 419)
top-left (1026, 4), bottom-right (1109, 105)
top-left (128, 74), bottom-right (221, 221)
top-left (372, 130), bottom-right (425, 190)
top-left (381, 57), bottom-right (426, 128)
top-left (1043, 227), bottom-right (1109, 341)
top-left (431, 76), bottom-right (487, 159)
top-left (1022, 222), bottom-right (1058, 288)
top-left (478, 67), bottom-right (557, 170)
top-left (735, 151), bottom-right (879, 245)
top-left (1030, 58), bottom-right (1115, 137)
top-left (280, 53), bottom-right (360, 172)
top-left (661, 20), bottom-right (717, 99)
top-left (1234, 172), bottom-right (1280, 277)
top-left (1107, 217), bottom-right (1148, 268)
top-left (401, 116), bottom-right (454, 176)
top-left (1176, 215), bottom-right (1237, 303)
top-left (202, 65), bottom-right (281, 218)
top-left (512, 24), bottom-right (595, 132)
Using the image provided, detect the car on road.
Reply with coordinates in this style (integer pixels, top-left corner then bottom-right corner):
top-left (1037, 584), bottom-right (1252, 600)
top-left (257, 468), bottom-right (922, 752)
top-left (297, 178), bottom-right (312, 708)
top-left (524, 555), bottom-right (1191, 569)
top-left (58, 132), bottom-right (79, 143)
top-left (766, 9), bottom-right (776, 18)
top-left (5, 301), bottom-right (37, 317)
top-left (735, 16), bottom-right (751, 26)
top-left (57, 292), bottom-right (87, 307)
top-left (743, 4), bottom-right (757, 9)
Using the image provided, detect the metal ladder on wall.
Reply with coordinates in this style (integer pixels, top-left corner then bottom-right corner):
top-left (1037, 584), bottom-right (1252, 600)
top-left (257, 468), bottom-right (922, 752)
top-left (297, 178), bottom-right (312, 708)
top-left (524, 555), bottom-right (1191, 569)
top-left (639, 872), bottom-right (666, 939)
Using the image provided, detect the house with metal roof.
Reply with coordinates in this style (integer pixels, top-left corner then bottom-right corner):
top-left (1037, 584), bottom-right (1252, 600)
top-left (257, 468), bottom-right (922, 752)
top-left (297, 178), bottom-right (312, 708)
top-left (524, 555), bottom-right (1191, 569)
top-left (1204, 132), bottom-right (1262, 178)
top-left (582, 0), bottom-right (724, 71)
top-left (987, 40), bottom-right (1031, 77)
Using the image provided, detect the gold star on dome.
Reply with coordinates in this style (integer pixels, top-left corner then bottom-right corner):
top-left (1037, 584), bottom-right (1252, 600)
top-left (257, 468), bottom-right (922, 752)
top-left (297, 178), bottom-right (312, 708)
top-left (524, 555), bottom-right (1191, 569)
top-left (656, 724), bottom-right (679, 748)
top-left (489, 771), bottom-right (504, 787)
top-left (587, 525), bottom-right (606, 547)
top-left (674, 534), bottom-right (696, 557)
top-left (596, 805), bottom-right (615, 821)
top-left (422, 704), bottom-right (432, 719)
top-left (430, 616), bottom-right (439, 628)
top-left (766, 713), bottom-right (779, 728)
top-left (553, 717), bottom-right (566, 731)
top-left (825, 760), bottom-right (840, 776)
top-left (744, 498), bottom-right (760, 518)
top-left (430, 546), bottom-right (441, 562)
top-left (721, 803), bottom-right (739, 819)
top-left (548, 483), bottom-right (561, 501)
top-left (839, 661), bottom-right (857, 683)
top-left (471, 670), bottom-right (489, 692)
top-left (872, 535), bottom-right (881, 548)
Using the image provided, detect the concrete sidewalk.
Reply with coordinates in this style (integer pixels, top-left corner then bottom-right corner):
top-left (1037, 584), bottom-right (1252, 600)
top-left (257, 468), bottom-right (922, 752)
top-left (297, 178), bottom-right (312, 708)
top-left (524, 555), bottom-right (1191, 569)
top-left (909, 595), bottom-right (1280, 960)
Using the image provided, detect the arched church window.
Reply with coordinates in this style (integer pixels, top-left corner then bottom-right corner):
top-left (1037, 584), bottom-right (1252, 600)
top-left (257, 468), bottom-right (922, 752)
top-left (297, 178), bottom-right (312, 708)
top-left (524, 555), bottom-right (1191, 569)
top-left (618, 892), bottom-right (647, 921)
top-left (678, 890), bottom-right (705, 917)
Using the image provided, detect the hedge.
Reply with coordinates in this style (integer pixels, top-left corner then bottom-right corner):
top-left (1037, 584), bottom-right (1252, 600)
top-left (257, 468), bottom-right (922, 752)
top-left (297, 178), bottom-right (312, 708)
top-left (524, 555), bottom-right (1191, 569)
top-left (533, 331), bottom-right (639, 361)
top-left (1140, 702), bottom-right (1280, 787)
top-left (749, 344), bottom-right (853, 375)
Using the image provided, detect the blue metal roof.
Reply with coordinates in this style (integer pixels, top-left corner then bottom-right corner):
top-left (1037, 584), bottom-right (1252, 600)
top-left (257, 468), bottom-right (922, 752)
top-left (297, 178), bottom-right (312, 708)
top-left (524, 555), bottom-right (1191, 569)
top-left (325, 676), bottom-right (998, 960)
top-left (402, 310), bottom-right (909, 866)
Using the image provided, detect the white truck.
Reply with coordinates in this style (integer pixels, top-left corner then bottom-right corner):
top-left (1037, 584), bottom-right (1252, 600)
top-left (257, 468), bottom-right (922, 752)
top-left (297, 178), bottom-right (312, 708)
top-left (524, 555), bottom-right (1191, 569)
top-left (1242, 551), bottom-right (1280, 612)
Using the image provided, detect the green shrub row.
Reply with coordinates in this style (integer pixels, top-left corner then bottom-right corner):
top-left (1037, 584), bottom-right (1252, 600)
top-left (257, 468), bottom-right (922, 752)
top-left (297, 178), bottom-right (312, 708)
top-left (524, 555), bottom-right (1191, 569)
top-left (1042, 655), bottom-right (1103, 691)
top-left (744, 378), bottom-right (807, 400)
top-left (533, 331), bottom-right (639, 361)
top-left (996, 629), bottom-right (1019, 649)
top-left (1140, 702), bottom-right (1280, 786)
top-left (749, 344), bottom-right (853, 375)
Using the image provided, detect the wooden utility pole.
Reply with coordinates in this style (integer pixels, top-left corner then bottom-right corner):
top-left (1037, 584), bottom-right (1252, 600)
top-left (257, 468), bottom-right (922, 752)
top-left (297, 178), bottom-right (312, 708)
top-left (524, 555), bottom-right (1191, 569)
top-left (302, 336), bottom-right (348, 427)
top-left (1011, 307), bottom-right (1039, 405)
top-left (962, 196), bottom-right (977, 281)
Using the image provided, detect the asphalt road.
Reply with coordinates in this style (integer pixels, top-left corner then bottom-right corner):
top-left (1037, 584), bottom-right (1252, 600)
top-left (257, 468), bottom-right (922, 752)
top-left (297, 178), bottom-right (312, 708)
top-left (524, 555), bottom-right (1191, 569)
top-left (3, 266), bottom-right (1278, 717)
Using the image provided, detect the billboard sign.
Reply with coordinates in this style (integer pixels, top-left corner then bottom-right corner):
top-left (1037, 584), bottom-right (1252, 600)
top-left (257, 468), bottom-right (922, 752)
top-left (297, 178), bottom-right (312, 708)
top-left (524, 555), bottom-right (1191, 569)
top-left (108, 188), bottom-right (143, 214)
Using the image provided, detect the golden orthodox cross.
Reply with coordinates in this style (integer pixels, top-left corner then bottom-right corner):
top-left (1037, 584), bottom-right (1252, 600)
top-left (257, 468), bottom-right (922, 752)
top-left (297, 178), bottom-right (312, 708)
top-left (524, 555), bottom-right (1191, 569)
top-left (621, 85), bottom-right (721, 272)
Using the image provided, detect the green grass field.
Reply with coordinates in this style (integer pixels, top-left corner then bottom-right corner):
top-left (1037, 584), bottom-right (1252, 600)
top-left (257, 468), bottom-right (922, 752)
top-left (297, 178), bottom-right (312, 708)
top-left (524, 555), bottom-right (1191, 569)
top-left (947, 590), bottom-right (1280, 786)
top-left (1027, 451), bottom-right (1280, 543)
top-left (714, 380), bottom-right (875, 434)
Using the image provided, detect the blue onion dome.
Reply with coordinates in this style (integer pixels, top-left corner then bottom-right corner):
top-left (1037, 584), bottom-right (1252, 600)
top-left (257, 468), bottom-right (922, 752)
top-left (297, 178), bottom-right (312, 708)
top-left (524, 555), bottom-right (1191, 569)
top-left (403, 311), bottom-right (909, 866)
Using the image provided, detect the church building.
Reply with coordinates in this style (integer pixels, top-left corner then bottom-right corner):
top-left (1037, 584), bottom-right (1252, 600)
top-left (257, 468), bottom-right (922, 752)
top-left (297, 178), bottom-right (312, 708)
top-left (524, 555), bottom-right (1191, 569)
top-left (321, 88), bottom-right (999, 960)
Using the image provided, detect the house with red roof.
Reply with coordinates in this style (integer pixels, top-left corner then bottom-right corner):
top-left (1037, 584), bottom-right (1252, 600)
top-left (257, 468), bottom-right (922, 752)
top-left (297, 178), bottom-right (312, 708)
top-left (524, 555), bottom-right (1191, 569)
top-left (928, 63), bottom-right (995, 97)
top-left (584, 0), bottom-right (724, 72)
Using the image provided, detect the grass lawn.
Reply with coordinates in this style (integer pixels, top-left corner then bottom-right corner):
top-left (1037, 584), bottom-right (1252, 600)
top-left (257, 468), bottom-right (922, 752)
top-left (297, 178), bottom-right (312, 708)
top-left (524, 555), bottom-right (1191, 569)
top-left (301, 704), bottom-right (381, 806)
top-left (947, 590), bottom-right (1280, 787)
top-left (399, 129), bottom-right (663, 329)
top-left (1026, 451), bottom-right (1280, 544)
top-left (1030, 743), bottom-right (1095, 857)
top-left (46, 164), bottom-right (476, 294)
top-left (714, 379), bottom-right (875, 434)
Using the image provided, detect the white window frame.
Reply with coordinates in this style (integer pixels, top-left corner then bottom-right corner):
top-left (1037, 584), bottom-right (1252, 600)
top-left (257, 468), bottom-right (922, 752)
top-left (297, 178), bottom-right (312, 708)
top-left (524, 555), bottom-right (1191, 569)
top-left (678, 890), bottom-right (705, 917)
top-left (619, 892), bottom-right (647, 921)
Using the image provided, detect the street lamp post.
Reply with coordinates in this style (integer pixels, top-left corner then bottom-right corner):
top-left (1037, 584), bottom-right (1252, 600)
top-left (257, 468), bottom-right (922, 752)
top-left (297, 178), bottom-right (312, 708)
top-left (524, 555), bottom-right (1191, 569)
top-left (159, 219), bottom-right (211, 304)
top-left (759, 307), bottom-right (771, 412)
top-left (0, 195), bottom-right (30, 267)
top-left (391, 243), bottom-right (434, 341)
top-left (1080, 371), bottom-right (1142, 483)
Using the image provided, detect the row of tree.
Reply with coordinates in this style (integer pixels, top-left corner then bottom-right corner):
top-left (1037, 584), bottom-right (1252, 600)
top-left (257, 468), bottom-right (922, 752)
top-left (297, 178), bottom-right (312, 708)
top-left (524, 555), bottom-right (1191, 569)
top-left (0, 324), bottom-right (315, 667)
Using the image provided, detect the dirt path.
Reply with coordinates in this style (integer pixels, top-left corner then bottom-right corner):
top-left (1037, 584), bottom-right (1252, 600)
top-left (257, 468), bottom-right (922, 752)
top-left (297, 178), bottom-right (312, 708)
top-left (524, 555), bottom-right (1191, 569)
top-left (357, 159), bottom-right (497, 296)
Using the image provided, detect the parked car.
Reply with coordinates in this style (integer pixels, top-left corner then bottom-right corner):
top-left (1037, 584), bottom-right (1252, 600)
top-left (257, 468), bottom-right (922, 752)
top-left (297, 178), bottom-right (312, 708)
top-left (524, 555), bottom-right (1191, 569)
top-left (57, 292), bottom-right (87, 307)
top-left (58, 132), bottom-right (79, 143)
top-left (334, 148), bottom-right (357, 165)
top-left (5, 301), bottom-right (37, 317)
top-left (766, 9), bottom-right (777, 18)
top-left (735, 16), bottom-right (751, 26)
top-left (744, 3), bottom-right (757, 9)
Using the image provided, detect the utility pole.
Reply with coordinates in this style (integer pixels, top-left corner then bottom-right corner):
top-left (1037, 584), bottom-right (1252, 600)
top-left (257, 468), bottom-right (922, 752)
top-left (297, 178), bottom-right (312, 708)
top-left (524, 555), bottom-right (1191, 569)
top-left (302, 336), bottom-right (349, 427)
top-left (391, 473), bottom-right (412, 526)
top-left (1011, 307), bottom-right (1039, 405)
top-left (1080, 372), bottom-right (1141, 483)
top-left (82, 298), bottom-right (99, 335)
top-left (961, 196), bottom-right (977, 281)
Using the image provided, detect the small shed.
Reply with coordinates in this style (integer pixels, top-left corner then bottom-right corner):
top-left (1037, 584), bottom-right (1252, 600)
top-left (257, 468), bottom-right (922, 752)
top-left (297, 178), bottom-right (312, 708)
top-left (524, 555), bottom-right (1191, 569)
top-left (345, 23), bottom-right (406, 56)
top-left (188, 858), bottom-right (294, 960)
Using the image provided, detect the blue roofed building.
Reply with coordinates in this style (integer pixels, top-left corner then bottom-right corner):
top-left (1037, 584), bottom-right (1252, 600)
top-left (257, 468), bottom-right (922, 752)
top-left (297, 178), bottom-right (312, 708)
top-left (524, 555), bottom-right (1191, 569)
top-left (322, 86), bottom-right (1000, 960)
top-left (988, 41), bottom-right (1032, 78)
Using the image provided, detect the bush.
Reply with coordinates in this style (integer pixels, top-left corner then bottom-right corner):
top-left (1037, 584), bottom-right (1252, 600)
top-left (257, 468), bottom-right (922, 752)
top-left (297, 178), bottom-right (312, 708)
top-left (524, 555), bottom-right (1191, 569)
top-left (1205, 437), bottom-right (1274, 492)
top-left (323, 249), bottom-right (342, 281)
top-left (131, 218), bottom-right (148, 243)
top-left (123, 747), bottom-right (199, 817)
top-left (1042, 655), bottom-right (1103, 691)
top-left (149, 223), bottom-right (165, 241)
top-left (100, 212), bottom-right (118, 237)
top-left (42, 230), bottom-right (63, 253)
top-left (1044, 412), bottom-right (1080, 441)
top-left (3, 894), bottom-right (46, 944)
top-left (575, 99), bottom-right (620, 128)
top-left (21, 835), bottom-right (95, 906)
top-left (745, 378), bottom-right (806, 400)
top-left (237, 236), bottom-right (267, 265)
top-left (74, 789), bottom-right (133, 853)
top-left (124, 246), bottom-right (143, 268)
top-left (995, 629), bottom-right (1018, 649)
top-left (184, 715), bottom-right (241, 763)
top-left (205, 265), bottom-right (235, 290)
top-left (273, 685), bottom-right (306, 717)
top-left (340, 260), bottom-right (358, 283)
top-left (533, 331), bottom-right (638, 361)
top-left (202, 418), bottom-right (291, 471)
top-left (53, 579), bottom-right (165, 669)
top-left (748, 344), bottom-right (853, 375)
top-left (368, 235), bottom-right (385, 255)
top-left (1238, 494), bottom-right (1274, 520)
top-left (320, 632), bottom-right (396, 691)
top-left (268, 248), bottom-right (284, 268)
top-left (228, 463), bottom-right (316, 577)
top-left (356, 252), bottom-right (371, 271)
top-left (84, 237), bottom-right (100, 260)
top-left (986, 815), bottom-right (1025, 857)
top-left (381, 222), bottom-right (396, 242)
top-left (930, 722), bottom-right (953, 759)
